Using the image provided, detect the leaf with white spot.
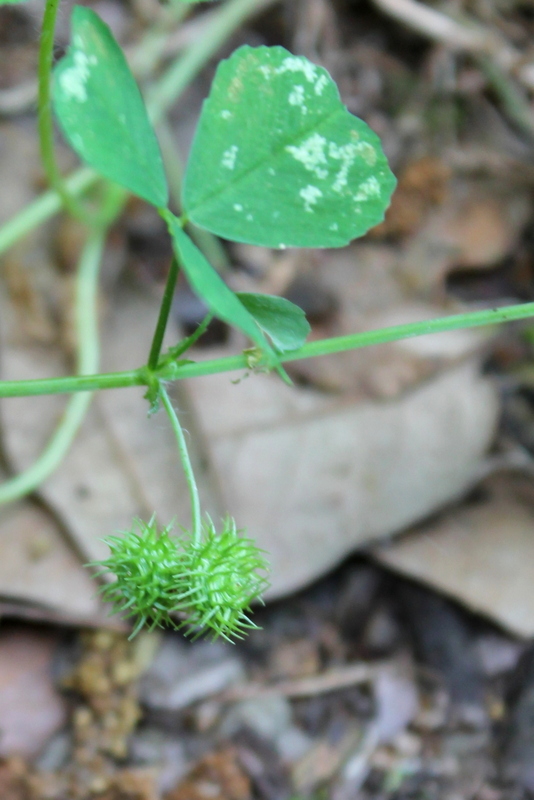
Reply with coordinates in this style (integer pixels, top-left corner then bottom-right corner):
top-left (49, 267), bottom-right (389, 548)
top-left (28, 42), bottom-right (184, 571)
top-left (53, 6), bottom-right (168, 208)
top-left (183, 46), bottom-right (396, 248)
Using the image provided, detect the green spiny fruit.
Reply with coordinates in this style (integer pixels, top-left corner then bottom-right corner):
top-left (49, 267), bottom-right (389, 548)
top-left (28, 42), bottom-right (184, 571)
top-left (174, 515), bottom-right (270, 641)
top-left (90, 515), bottom-right (269, 642)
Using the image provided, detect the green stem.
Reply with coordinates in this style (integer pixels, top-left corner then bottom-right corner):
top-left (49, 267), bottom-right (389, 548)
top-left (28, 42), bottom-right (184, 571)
top-left (38, 0), bottom-right (89, 220)
top-left (1, 300), bottom-right (534, 398)
top-left (0, 0), bottom-right (279, 258)
top-left (159, 384), bottom-right (201, 544)
top-left (147, 255), bottom-right (180, 371)
top-left (0, 371), bottom-right (143, 398)
top-left (0, 227), bottom-right (106, 505)
top-left (165, 312), bottom-right (213, 362)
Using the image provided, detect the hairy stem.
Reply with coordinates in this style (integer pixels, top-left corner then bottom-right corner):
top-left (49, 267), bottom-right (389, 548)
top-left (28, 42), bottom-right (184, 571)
top-left (0, 300), bottom-right (534, 398)
top-left (38, 0), bottom-right (89, 220)
top-left (159, 385), bottom-right (201, 545)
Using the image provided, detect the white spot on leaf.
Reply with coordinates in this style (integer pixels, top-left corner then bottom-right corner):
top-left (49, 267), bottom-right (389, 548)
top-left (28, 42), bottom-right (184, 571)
top-left (314, 75), bottom-right (328, 95)
top-left (328, 142), bottom-right (359, 193)
top-left (233, 203), bottom-right (243, 211)
top-left (221, 109), bottom-right (232, 120)
top-left (353, 175), bottom-right (381, 202)
top-left (300, 184), bottom-right (322, 212)
top-left (355, 141), bottom-right (377, 166)
top-left (288, 85), bottom-right (307, 113)
top-left (286, 133), bottom-right (328, 180)
top-left (59, 50), bottom-right (92, 102)
top-left (221, 145), bottom-right (238, 170)
top-left (276, 56), bottom-right (317, 83)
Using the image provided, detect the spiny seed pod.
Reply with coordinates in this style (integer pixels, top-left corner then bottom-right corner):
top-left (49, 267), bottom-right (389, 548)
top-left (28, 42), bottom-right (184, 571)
top-left (173, 515), bottom-right (270, 642)
top-left (90, 515), bottom-right (269, 642)
top-left (91, 517), bottom-right (183, 638)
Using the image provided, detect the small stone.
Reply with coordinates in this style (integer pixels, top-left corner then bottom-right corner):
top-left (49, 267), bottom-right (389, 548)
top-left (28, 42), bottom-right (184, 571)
top-left (276, 725), bottom-right (314, 763)
top-left (221, 696), bottom-right (292, 744)
top-left (140, 635), bottom-right (245, 712)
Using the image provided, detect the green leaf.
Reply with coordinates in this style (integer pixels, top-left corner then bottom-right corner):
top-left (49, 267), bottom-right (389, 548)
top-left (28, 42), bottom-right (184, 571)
top-left (183, 45), bottom-right (396, 249)
top-left (53, 6), bottom-right (168, 208)
top-left (236, 293), bottom-right (310, 352)
top-left (164, 213), bottom-right (277, 360)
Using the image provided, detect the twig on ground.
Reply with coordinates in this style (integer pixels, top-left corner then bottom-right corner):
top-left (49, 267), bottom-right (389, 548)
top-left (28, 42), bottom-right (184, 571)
top-left (221, 661), bottom-right (383, 702)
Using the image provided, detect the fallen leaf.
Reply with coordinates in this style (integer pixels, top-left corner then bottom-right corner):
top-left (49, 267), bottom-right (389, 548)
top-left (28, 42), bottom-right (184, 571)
top-left (373, 475), bottom-right (534, 637)
top-left (186, 353), bottom-right (498, 599)
top-left (0, 499), bottom-right (107, 622)
top-left (395, 179), bottom-right (532, 291)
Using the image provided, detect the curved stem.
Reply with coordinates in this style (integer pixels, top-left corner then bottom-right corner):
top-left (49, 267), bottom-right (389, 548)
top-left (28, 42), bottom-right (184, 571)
top-left (38, 0), bottom-right (89, 220)
top-left (159, 385), bottom-right (201, 545)
top-left (0, 227), bottom-right (106, 505)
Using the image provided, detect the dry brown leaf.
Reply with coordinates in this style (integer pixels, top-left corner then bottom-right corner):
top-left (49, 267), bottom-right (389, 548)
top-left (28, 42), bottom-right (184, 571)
top-left (186, 353), bottom-right (498, 599)
top-left (396, 179), bottom-right (532, 291)
top-left (0, 499), bottom-right (107, 622)
top-left (373, 475), bottom-right (534, 637)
